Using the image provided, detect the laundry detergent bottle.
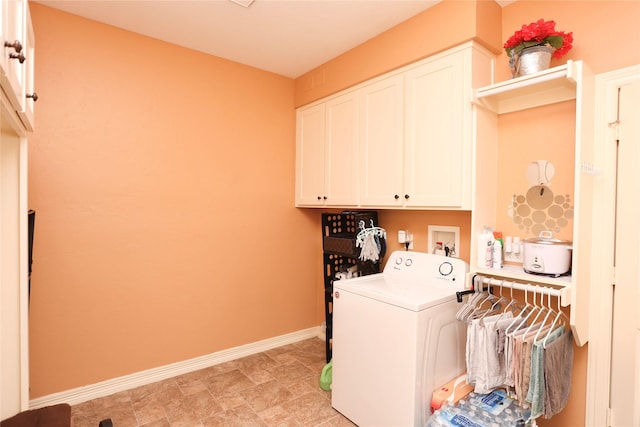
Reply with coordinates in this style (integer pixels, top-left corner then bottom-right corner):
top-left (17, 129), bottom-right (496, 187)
top-left (477, 227), bottom-right (494, 269)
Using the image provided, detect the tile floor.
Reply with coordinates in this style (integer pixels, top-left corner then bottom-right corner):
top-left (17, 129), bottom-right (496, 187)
top-left (71, 338), bottom-right (355, 427)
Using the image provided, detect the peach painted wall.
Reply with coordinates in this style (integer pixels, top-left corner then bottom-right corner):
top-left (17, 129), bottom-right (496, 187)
top-left (495, 101), bottom-right (576, 243)
top-left (28, 4), bottom-right (323, 398)
top-left (294, 0), bottom-right (503, 108)
top-left (27, 0), bottom-right (640, 417)
top-left (293, 1), bottom-right (640, 426)
top-left (377, 210), bottom-right (472, 264)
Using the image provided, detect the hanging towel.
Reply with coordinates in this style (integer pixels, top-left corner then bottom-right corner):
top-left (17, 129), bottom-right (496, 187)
top-left (527, 325), bottom-right (565, 419)
top-left (503, 317), bottom-right (525, 389)
top-left (465, 318), bottom-right (482, 385)
top-left (514, 337), bottom-right (533, 404)
top-left (474, 313), bottom-right (513, 393)
top-left (543, 329), bottom-right (573, 418)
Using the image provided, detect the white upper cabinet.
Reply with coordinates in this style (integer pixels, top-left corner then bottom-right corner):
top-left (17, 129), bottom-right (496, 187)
top-left (403, 51), bottom-right (467, 208)
top-left (358, 43), bottom-right (493, 209)
top-left (295, 42), bottom-right (494, 210)
top-left (359, 74), bottom-right (404, 206)
top-left (296, 103), bottom-right (325, 205)
top-left (324, 92), bottom-right (360, 206)
top-left (1, 0), bottom-right (35, 131)
top-left (1, 0), bottom-right (25, 105)
top-left (17, 5), bottom-right (34, 130)
top-left (296, 91), bottom-right (359, 206)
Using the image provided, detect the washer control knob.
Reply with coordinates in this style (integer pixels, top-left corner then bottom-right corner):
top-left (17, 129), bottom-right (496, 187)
top-left (439, 261), bottom-right (453, 276)
top-left (395, 257), bottom-right (403, 265)
top-left (405, 258), bottom-right (413, 266)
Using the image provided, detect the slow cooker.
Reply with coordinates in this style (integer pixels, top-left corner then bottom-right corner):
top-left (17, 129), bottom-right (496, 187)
top-left (522, 231), bottom-right (572, 277)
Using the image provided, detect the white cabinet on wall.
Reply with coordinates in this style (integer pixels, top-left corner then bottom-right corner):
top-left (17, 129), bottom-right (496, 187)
top-left (361, 48), bottom-right (471, 208)
top-left (404, 51), bottom-right (469, 208)
top-left (295, 42), bottom-right (494, 210)
top-left (0, 0), bottom-right (35, 131)
top-left (359, 74), bottom-right (404, 206)
top-left (296, 91), bottom-right (359, 206)
top-left (404, 56), bottom-right (462, 208)
top-left (296, 103), bottom-right (325, 205)
top-left (17, 5), bottom-right (34, 130)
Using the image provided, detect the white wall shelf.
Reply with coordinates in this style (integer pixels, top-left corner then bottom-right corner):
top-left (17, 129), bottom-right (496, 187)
top-left (470, 59), bottom-right (593, 346)
top-left (475, 60), bottom-right (579, 114)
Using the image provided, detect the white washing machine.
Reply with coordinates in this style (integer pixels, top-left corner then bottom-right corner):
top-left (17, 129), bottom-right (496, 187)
top-left (332, 250), bottom-right (468, 427)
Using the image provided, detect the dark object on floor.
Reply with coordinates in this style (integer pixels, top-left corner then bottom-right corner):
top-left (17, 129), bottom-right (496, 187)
top-left (0, 404), bottom-right (71, 427)
top-left (98, 420), bottom-right (112, 427)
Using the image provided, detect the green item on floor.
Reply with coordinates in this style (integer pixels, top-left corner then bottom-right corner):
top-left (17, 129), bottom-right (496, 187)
top-left (320, 359), bottom-right (332, 391)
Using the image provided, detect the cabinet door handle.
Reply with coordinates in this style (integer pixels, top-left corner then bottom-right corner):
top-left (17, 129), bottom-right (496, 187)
top-left (404, 194), bottom-right (410, 199)
top-left (26, 93), bottom-right (38, 102)
top-left (4, 40), bottom-right (23, 53)
top-left (394, 194), bottom-right (400, 200)
top-left (317, 196), bottom-right (322, 200)
top-left (9, 52), bottom-right (25, 63)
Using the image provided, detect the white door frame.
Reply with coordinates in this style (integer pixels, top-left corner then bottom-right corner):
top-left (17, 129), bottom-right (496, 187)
top-left (585, 64), bottom-right (640, 427)
top-left (0, 100), bottom-right (30, 418)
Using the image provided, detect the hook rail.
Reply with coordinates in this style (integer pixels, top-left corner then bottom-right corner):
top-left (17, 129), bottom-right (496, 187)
top-left (457, 274), bottom-right (571, 307)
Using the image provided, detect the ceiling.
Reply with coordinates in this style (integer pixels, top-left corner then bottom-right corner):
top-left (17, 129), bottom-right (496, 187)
top-left (34, 0), bottom-right (452, 78)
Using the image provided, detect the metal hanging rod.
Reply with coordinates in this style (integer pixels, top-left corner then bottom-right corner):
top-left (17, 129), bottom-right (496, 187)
top-left (456, 274), bottom-right (571, 307)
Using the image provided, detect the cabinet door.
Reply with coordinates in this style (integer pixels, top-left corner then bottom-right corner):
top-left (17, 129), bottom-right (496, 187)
top-left (404, 52), bottom-right (466, 208)
top-left (324, 92), bottom-right (359, 206)
top-left (359, 74), bottom-right (404, 206)
top-left (295, 103), bottom-right (326, 206)
top-left (16, 5), bottom-right (33, 131)
top-left (0, 0), bottom-right (27, 117)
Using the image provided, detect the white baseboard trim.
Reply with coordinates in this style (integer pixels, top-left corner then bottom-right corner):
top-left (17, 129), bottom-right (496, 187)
top-left (29, 326), bottom-right (323, 409)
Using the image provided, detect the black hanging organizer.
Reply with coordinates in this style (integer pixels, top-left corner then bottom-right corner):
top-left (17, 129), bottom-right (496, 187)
top-left (321, 210), bottom-right (384, 362)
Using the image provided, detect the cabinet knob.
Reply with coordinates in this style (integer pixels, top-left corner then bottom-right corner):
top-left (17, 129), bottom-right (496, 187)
top-left (404, 194), bottom-right (410, 199)
top-left (323, 196), bottom-right (327, 200)
top-left (317, 196), bottom-right (322, 200)
top-left (394, 194), bottom-right (400, 200)
top-left (4, 40), bottom-right (23, 53)
top-left (26, 93), bottom-right (38, 102)
top-left (9, 52), bottom-right (25, 63)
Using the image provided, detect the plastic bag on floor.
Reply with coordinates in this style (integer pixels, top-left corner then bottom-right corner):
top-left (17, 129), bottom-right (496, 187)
top-left (320, 359), bottom-right (332, 391)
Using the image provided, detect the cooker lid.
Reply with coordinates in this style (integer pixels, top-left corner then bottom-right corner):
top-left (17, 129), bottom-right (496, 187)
top-left (524, 230), bottom-right (572, 245)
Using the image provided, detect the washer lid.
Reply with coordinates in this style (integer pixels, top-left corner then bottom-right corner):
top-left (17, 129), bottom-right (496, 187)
top-left (334, 274), bottom-right (460, 311)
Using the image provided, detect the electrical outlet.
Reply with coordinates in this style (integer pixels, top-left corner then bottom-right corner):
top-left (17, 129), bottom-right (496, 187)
top-left (504, 250), bottom-right (522, 263)
top-left (503, 236), bottom-right (522, 263)
top-left (399, 230), bottom-right (413, 250)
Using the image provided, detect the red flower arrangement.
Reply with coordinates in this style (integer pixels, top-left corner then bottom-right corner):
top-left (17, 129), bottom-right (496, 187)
top-left (504, 19), bottom-right (573, 59)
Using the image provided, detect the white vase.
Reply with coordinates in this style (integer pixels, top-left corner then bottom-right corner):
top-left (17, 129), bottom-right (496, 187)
top-left (514, 45), bottom-right (554, 77)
